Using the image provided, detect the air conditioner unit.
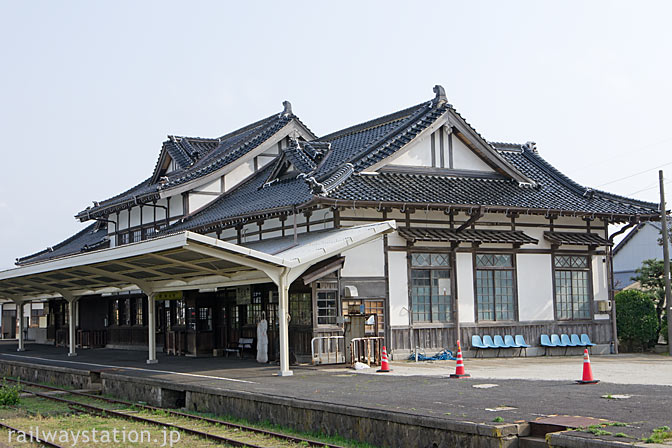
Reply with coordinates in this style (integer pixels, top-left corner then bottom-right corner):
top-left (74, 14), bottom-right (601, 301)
top-left (596, 300), bottom-right (612, 313)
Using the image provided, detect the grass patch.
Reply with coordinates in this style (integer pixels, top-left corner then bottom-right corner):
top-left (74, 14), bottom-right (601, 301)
top-left (177, 407), bottom-right (378, 448)
top-left (642, 426), bottom-right (672, 444)
top-left (492, 416), bottom-right (504, 423)
top-left (614, 432), bottom-right (629, 438)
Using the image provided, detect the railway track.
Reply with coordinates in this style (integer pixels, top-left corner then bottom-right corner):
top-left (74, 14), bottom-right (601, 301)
top-left (6, 377), bottom-right (345, 448)
top-left (0, 420), bottom-right (64, 448)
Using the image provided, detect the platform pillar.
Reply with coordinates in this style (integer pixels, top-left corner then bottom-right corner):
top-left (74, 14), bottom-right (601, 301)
top-left (277, 275), bottom-right (292, 377)
top-left (16, 301), bottom-right (25, 352)
top-left (147, 293), bottom-right (157, 364)
top-left (67, 298), bottom-right (77, 357)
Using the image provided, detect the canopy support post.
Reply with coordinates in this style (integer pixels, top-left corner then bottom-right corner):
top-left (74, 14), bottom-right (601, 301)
top-left (146, 291), bottom-right (158, 364)
top-left (277, 271), bottom-right (292, 377)
top-left (15, 300), bottom-right (25, 352)
top-left (58, 292), bottom-right (79, 357)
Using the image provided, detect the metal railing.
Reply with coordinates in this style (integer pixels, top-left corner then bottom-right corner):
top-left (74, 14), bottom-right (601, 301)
top-left (350, 337), bottom-right (384, 366)
top-left (311, 336), bottom-right (345, 365)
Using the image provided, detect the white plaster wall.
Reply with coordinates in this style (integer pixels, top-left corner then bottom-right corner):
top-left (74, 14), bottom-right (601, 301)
top-left (516, 254), bottom-right (554, 321)
top-left (168, 196), bottom-right (183, 218)
top-left (592, 255), bottom-right (609, 301)
top-left (262, 217), bottom-right (282, 231)
top-left (456, 253), bottom-right (475, 323)
top-left (188, 193), bottom-right (218, 214)
top-left (341, 238), bottom-right (385, 277)
top-left (256, 154), bottom-right (276, 169)
top-left (388, 134), bottom-right (432, 167)
top-left (220, 228), bottom-right (236, 241)
top-left (452, 137), bottom-right (493, 172)
top-left (517, 227), bottom-right (551, 249)
top-left (155, 199), bottom-right (168, 221)
top-left (142, 205), bottom-right (153, 223)
top-left (194, 179), bottom-right (220, 193)
top-left (387, 231), bottom-right (406, 247)
top-left (130, 206), bottom-right (141, 228)
top-left (225, 160), bottom-right (254, 192)
top-left (388, 251), bottom-right (409, 326)
top-left (117, 210), bottom-right (129, 231)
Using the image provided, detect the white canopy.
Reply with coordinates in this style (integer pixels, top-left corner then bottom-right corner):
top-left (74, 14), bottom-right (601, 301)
top-left (0, 221), bottom-right (396, 376)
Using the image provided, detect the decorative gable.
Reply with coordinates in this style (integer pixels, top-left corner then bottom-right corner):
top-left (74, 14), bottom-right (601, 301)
top-left (386, 123), bottom-right (495, 173)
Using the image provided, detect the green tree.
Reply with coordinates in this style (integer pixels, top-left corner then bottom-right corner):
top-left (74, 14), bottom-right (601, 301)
top-left (615, 290), bottom-right (659, 351)
top-left (631, 259), bottom-right (667, 340)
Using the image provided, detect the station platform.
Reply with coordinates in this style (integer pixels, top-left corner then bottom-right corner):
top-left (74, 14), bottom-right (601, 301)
top-left (1, 341), bottom-right (670, 447)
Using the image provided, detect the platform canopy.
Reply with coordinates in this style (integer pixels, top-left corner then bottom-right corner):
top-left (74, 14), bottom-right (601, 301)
top-left (0, 221), bottom-right (396, 301)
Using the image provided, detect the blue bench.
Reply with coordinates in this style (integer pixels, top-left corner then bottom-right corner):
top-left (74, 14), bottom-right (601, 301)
top-left (471, 334), bottom-right (531, 357)
top-left (540, 333), bottom-right (595, 355)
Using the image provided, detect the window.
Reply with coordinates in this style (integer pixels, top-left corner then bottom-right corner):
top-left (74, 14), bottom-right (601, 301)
top-left (110, 300), bottom-right (119, 326)
top-left (118, 232), bottom-right (130, 246)
top-left (135, 298), bottom-right (144, 326)
top-left (174, 300), bottom-right (186, 326)
top-left (123, 299), bottom-right (132, 325)
top-left (198, 307), bottom-right (213, 331)
top-left (144, 227), bottom-right (156, 239)
top-left (317, 291), bottom-right (337, 325)
top-left (131, 229), bottom-right (142, 243)
top-left (289, 292), bottom-right (312, 325)
top-left (247, 290), bottom-right (263, 325)
top-left (410, 253), bottom-right (452, 323)
top-left (554, 255), bottom-right (591, 320)
top-left (475, 254), bottom-right (516, 321)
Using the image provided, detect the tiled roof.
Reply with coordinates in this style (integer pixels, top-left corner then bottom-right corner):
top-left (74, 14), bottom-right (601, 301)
top-left (16, 223), bottom-right (109, 266)
top-left (544, 231), bottom-right (612, 247)
top-left (398, 227), bottom-right (538, 245)
top-left (321, 145), bottom-right (658, 217)
top-left (167, 97), bottom-right (659, 235)
top-left (167, 163), bottom-right (315, 233)
top-left (76, 112), bottom-right (303, 220)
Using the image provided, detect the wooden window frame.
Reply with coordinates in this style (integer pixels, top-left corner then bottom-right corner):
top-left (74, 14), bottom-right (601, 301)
top-left (552, 253), bottom-right (594, 321)
top-left (408, 251), bottom-right (455, 324)
top-left (472, 253), bottom-right (519, 322)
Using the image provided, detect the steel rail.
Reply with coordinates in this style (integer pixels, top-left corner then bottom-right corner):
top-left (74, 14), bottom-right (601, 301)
top-left (22, 389), bottom-right (267, 448)
top-left (0, 420), bottom-right (65, 448)
top-left (9, 378), bottom-right (345, 448)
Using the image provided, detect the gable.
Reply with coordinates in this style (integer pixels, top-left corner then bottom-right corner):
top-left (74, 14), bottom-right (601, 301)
top-left (384, 119), bottom-right (495, 174)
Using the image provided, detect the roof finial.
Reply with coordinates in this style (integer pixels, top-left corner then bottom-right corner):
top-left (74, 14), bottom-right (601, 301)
top-left (282, 100), bottom-right (293, 116)
top-left (433, 85), bottom-right (447, 105)
top-left (524, 141), bottom-right (538, 154)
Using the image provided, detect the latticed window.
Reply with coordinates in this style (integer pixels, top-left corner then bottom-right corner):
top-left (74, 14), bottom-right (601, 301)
top-left (410, 253), bottom-right (452, 323)
top-left (554, 255), bottom-right (591, 320)
top-left (475, 254), bottom-right (516, 321)
top-left (289, 292), bottom-right (312, 325)
top-left (135, 298), bottom-right (143, 326)
top-left (248, 290), bottom-right (263, 325)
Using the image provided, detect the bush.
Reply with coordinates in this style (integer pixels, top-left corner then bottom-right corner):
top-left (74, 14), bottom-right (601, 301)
top-left (615, 290), bottom-right (658, 351)
top-left (0, 379), bottom-right (20, 406)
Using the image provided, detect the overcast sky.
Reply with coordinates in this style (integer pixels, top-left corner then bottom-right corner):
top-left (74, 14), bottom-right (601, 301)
top-left (0, 1), bottom-right (670, 270)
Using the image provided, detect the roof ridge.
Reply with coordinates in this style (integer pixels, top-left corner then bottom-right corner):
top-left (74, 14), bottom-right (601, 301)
top-left (319, 101), bottom-right (430, 141)
top-left (521, 148), bottom-right (659, 210)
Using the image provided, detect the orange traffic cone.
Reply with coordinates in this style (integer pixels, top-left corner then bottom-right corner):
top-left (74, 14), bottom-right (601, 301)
top-left (576, 348), bottom-right (599, 384)
top-left (377, 346), bottom-right (391, 372)
top-left (449, 340), bottom-right (470, 378)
